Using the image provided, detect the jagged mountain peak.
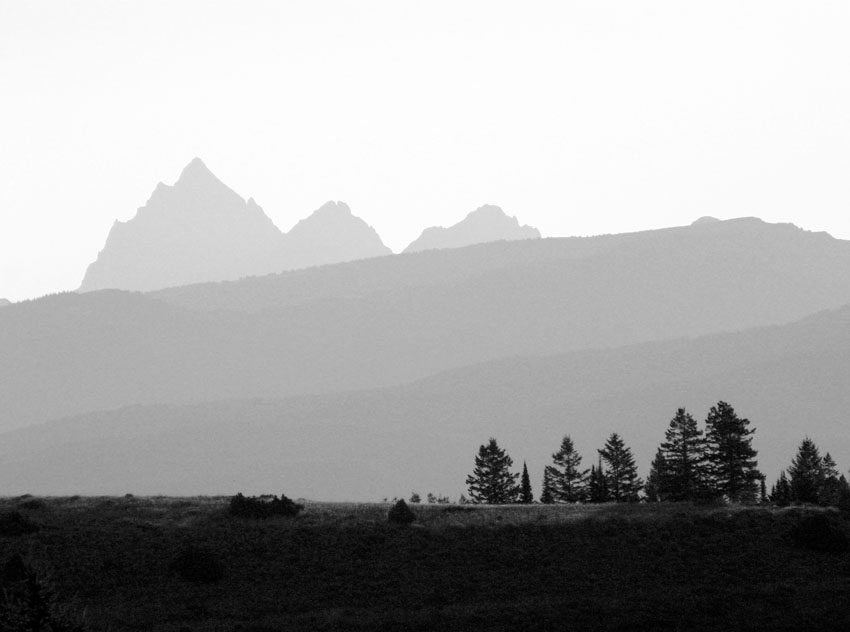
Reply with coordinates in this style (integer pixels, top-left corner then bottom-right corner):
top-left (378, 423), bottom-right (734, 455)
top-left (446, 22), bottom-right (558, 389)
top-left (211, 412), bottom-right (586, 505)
top-left (404, 204), bottom-right (540, 253)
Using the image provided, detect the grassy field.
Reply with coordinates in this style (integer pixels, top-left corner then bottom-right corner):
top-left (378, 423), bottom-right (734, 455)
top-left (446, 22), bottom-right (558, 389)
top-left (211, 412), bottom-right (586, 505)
top-left (1, 496), bottom-right (849, 631)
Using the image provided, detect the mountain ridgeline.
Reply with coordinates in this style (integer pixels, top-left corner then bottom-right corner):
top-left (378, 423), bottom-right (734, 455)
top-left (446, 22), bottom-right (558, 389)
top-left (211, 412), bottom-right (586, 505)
top-left (78, 158), bottom-right (538, 293)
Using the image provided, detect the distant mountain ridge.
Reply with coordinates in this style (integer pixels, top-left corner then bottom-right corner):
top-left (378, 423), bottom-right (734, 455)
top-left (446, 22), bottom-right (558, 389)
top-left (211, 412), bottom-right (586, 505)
top-left (1, 302), bottom-right (849, 498)
top-left (404, 205), bottom-right (540, 253)
top-left (4, 217), bottom-right (850, 435)
top-left (79, 159), bottom-right (391, 292)
top-left (0, 298), bottom-right (10, 308)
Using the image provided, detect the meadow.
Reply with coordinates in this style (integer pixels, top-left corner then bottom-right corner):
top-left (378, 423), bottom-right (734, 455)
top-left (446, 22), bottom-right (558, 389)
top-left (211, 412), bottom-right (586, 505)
top-left (1, 496), bottom-right (849, 631)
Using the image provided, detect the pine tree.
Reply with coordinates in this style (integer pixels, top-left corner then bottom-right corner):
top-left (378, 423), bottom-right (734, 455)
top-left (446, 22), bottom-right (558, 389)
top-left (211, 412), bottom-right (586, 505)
top-left (540, 467), bottom-right (556, 504)
top-left (644, 448), bottom-right (667, 502)
top-left (549, 435), bottom-right (589, 503)
top-left (519, 462), bottom-right (533, 503)
top-left (759, 477), bottom-right (768, 504)
top-left (588, 460), bottom-right (609, 503)
top-left (770, 470), bottom-right (792, 507)
top-left (465, 438), bottom-right (520, 504)
top-left (787, 437), bottom-right (824, 504)
top-left (704, 401), bottom-right (761, 502)
top-left (599, 433), bottom-right (643, 502)
top-left (819, 452), bottom-right (842, 507)
top-left (659, 408), bottom-right (707, 501)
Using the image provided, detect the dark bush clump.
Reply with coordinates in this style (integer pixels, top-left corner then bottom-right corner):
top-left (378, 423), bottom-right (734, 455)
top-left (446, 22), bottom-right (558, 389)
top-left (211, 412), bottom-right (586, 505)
top-left (170, 546), bottom-right (224, 584)
top-left (229, 493), bottom-right (303, 519)
top-left (790, 513), bottom-right (849, 553)
top-left (388, 499), bottom-right (416, 525)
top-left (0, 511), bottom-right (39, 537)
top-left (0, 555), bottom-right (88, 631)
top-left (16, 498), bottom-right (45, 511)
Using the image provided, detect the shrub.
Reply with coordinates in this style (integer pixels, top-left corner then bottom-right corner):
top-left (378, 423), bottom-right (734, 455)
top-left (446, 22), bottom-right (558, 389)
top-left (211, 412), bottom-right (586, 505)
top-left (790, 513), bottom-right (849, 553)
top-left (0, 511), bottom-right (39, 537)
top-left (0, 555), bottom-right (88, 631)
top-left (387, 499), bottom-right (415, 525)
top-left (169, 546), bottom-right (224, 584)
top-left (229, 493), bottom-right (303, 519)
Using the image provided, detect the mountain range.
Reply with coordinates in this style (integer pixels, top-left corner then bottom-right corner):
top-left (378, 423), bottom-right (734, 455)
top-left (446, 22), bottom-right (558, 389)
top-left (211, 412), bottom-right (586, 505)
top-left (78, 158), bottom-right (540, 292)
top-left (3, 215), bottom-right (850, 498)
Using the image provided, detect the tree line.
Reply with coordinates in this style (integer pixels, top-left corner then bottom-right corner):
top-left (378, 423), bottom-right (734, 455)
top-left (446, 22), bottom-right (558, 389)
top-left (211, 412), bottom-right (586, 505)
top-left (462, 400), bottom-right (850, 509)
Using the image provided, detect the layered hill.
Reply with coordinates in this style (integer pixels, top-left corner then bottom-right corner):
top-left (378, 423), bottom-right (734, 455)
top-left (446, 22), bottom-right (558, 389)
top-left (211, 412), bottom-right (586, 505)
top-left (1, 303), bottom-right (849, 498)
top-left (404, 205), bottom-right (540, 253)
top-left (3, 218), bottom-right (850, 436)
top-left (79, 160), bottom-right (391, 292)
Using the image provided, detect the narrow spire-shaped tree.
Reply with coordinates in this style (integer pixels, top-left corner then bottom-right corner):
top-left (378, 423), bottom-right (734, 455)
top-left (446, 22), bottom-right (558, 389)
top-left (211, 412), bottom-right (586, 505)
top-left (549, 435), bottom-right (589, 503)
top-left (465, 438), bottom-right (520, 504)
top-left (787, 437), bottom-right (824, 504)
top-left (659, 408), bottom-right (707, 501)
top-left (519, 462), bottom-right (533, 504)
top-left (704, 401), bottom-right (761, 502)
top-left (770, 470), bottom-right (792, 506)
top-left (599, 433), bottom-right (643, 502)
top-left (644, 448), bottom-right (668, 502)
top-left (540, 466), bottom-right (556, 504)
top-left (819, 452), bottom-right (842, 507)
top-left (588, 460), bottom-right (609, 503)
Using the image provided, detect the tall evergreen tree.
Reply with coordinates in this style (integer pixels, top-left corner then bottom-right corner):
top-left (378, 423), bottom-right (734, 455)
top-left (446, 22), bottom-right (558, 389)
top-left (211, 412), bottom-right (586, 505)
top-left (787, 437), bottom-right (824, 504)
top-left (549, 435), bottom-right (589, 503)
top-left (465, 438), bottom-right (520, 504)
top-left (770, 470), bottom-right (792, 507)
top-left (704, 401), bottom-right (761, 502)
top-left (588, 459), bottom-right (609, 503)
top-left (759, 477), bottom-right (768, 504)
top-left (819, 452), bottom-right (842, 507)
top-left (644, 448), bottom-right (667, 503)
top-left (540, 466), bottom-right (556, 504)
top-left (519, 462), bottom-right (533, 504)
top-left (599, 433), bottom-right (643, 502)
top-left (659, 408), bottom-right (707, 501)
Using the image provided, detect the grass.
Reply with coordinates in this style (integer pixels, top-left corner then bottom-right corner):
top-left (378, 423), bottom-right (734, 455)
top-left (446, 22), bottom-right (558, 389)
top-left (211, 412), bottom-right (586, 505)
top-left (1, 496), bottom-right (849, 631)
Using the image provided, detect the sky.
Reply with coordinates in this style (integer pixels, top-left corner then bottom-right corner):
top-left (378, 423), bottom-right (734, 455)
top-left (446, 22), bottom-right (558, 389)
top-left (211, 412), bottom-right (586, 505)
top-left (1, 1), bottom-right (849, 302)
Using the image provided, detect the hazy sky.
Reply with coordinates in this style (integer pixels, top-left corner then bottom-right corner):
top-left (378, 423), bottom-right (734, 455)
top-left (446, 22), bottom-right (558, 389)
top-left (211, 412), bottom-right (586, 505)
top-left (2, 1), bottom-right (849, 302)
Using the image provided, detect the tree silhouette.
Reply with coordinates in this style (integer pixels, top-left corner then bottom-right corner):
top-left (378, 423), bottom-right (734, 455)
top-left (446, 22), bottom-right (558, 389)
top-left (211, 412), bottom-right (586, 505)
top-left (519, 462), bottom-right (533, 503)
top-left (549, 435), bottom-right (588, 503)
top-left (599, 433), bottom-right (642, 502)
top-left (465, 438), bottom-right (519, 504)
top-left (644, 448), bottom-right (667, 502)
top-left (659, 408), bottom-right (707, 501)
top-left (788, 438), bottom-right (824, 504)
top-left (704, 401), bottom-right (761, 502)
top-left (588, 458), bottom-right (609, 503)
top-left (770, 470), bottom-right (792, 506)
top-left (540, 467), bottom-right (555, 504)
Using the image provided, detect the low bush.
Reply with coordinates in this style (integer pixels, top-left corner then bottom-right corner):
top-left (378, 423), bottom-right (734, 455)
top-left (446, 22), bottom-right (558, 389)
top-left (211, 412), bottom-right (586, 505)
top-left (790, 513), bottom-right (849, 553)
top-left (0, 511), bottom-right (39, 537)
top-left (388, 499), bottom-right (416, 525)
top-left (169, 546), bottom-right (224, 584)
top-left (229, 493), bottom-right (303, 519)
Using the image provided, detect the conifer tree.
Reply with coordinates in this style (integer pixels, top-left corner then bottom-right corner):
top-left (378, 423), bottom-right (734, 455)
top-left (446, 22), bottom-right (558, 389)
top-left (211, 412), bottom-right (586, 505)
top-left (540, 467), bottom-right (556, 504)
top-left (519, 462), bottom-right (533, 504)
top-left (659, 408), bottom-right (707, 501)
top-left (770, 470), bottom-right (792, 506)
top-left (644, 448), bottom-right (667, 502)
top-left (549, 435), bottom-right (589, 503)
top-left (599, 433), bottom-right (643, 502)
top-left (588, 460), bottom-right (609, 503)
top-left (759, 478), bottom-right (768, 504)
top-left (819, 452), bottom-right (842, 507)
top-left (787, 437), bottom-right (824, 504)
top-left (704, 401), bottom-right (761, 502)
top-left (465, 438), bottom-right (520, 504)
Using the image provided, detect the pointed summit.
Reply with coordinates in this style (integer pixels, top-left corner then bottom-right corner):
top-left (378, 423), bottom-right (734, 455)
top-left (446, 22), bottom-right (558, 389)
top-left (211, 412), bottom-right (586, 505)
top-left (404, 205), bottom-right (540, 253)
top-left (79, 159), bottom-right (286, 293)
